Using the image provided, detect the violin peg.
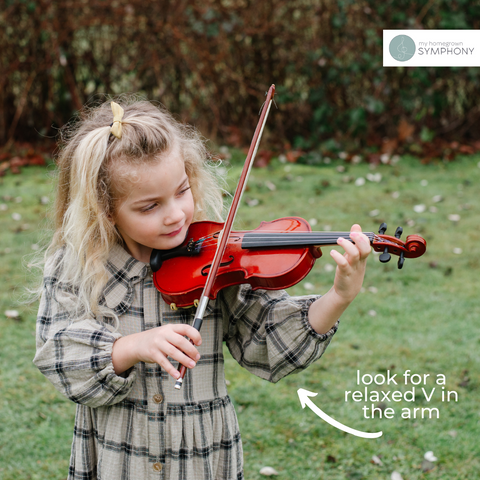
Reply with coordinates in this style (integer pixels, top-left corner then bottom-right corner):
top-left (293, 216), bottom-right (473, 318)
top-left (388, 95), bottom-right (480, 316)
top-left (395, 226), bottom-right (403, 239)
top-left (398, 251), bottom-right (405, 269)
top-left (378, 223), bottom-right (388, 235)
top-left (379, 246), bottom-right (391, 263)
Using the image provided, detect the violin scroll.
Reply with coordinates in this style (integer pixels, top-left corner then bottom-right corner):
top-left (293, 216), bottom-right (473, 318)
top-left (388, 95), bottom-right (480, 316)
top-left (371, 223), bottom-right (427, 269)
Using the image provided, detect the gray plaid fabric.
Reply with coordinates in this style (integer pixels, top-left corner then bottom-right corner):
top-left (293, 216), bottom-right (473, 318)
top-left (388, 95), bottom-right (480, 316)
top-left (34, 243), bottom-right (338, 480)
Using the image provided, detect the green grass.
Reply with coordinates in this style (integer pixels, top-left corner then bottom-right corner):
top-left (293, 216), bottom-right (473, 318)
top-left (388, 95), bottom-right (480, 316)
top-left (1, 155), bottom-right (479, 479)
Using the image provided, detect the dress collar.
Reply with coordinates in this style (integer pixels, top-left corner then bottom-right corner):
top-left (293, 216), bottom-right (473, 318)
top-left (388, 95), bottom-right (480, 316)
top-left (101, 243), bottom-right (150, 314)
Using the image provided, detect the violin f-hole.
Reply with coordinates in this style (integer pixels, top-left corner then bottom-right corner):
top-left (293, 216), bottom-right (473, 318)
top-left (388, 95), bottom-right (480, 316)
top-left (201, 256), bottom-right (235, 276)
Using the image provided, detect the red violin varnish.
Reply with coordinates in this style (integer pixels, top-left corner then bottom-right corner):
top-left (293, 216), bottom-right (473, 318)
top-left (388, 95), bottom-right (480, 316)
top-left (151, 217), bottom-right (427, 309)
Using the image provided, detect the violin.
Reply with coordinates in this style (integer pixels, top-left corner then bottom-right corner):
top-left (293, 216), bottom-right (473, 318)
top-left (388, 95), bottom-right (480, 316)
top-left (150, 84), bottom-right (426, 389)
top-left (151, 218), bottom-right (427, 309)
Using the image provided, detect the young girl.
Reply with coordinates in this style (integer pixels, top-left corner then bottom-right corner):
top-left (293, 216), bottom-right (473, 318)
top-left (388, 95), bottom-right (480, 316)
top-left (33, 99), bottom-right (371, 480)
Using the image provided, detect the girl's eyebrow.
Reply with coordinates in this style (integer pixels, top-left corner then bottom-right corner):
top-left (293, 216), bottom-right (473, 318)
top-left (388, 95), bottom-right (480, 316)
top-left (131, 177), bottom-right (189, 206)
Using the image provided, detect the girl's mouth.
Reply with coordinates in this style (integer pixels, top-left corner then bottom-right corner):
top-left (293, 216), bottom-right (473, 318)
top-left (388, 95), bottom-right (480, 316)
top-left (164, 226), bottom-right (183, 237)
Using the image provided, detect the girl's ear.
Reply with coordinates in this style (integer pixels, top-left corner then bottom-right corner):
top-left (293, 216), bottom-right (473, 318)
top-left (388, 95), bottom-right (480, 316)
top-left (107, 212), bottom-right (116, 226)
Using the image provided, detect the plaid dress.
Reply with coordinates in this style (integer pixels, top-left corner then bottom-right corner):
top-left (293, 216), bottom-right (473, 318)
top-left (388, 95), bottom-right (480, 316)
top-left (34, 243), bottom-right (338, 480)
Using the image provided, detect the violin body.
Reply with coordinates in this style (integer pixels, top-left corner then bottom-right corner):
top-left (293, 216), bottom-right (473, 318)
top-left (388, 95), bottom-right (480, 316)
top-left (152, 217), bottom-right (321, 308)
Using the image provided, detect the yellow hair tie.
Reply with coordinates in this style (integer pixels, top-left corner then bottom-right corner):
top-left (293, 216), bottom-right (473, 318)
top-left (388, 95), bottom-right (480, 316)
top-left (110, 102), bottom-right (124, 139)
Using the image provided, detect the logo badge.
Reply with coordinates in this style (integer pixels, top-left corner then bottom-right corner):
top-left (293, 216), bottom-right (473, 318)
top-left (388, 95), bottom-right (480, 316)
top-left (389, 35), bottom-right (416, 62)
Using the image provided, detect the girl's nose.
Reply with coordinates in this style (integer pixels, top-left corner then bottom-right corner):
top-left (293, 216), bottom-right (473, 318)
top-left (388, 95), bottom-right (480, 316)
top-left (164, 201), bottom-right (185, 226)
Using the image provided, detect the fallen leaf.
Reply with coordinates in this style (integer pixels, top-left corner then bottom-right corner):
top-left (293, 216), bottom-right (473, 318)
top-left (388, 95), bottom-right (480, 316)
top-left (371, 455), bottom-right (383, 465)
top-left (366, 173), bottom-right (382, 182)
top-left (355, 177), bottom-right (366, 186)
top-left (255, 150), bottom-right (273, 168)
top-left (391, 472), bottom-right (403, 480)
top-left (380, 154), bottom-right (390, 164)
top-left (286, 150), bottom-right (303, 163)
top-left (424, 451), bottom-right (438, 462)
top-left (5, 310), bottom-right (21, 321)
top-left (413, 204), bottom-right (426, 213)
top-left (459, 145), bottom-right (474, 154)
top-left (259, 466), bottom-right (279, 476)
top-left (265, 180), bottom-right (276, 191)
top-left (398, 119), bottom-right (415, 141)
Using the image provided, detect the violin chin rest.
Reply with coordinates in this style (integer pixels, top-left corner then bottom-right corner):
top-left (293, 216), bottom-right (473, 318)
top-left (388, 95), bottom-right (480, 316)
top-left (150, 249), bottom-right (163, 273)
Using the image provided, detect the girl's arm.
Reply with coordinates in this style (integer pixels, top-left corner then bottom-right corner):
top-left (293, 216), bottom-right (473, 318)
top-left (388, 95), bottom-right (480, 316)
top-left (308, 224), bottom-right (371, 334)
top-left (220, 226), bottom-right (370, 384)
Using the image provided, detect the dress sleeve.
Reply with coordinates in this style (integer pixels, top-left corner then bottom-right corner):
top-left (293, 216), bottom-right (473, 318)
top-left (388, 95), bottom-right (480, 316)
top-left (33, 262), bottom-right (137, 408)
top-left (219, 284), bottom-right (339, 383)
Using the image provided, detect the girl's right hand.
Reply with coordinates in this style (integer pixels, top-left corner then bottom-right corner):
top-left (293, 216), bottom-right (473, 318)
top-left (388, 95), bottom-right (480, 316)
top-left (136, 324), bottom-right (202, 379)
top-left (112, 324), bottom-right (202, 379)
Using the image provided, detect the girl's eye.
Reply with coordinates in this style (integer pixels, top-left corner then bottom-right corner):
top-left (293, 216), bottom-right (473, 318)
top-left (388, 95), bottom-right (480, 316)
top-left (142, 204), bottom-right (157, 213)
top-left (178, 186), bottom-right (191, 196)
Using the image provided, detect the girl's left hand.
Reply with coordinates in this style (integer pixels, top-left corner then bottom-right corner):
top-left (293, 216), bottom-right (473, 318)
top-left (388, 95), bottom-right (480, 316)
top-left (330, 224), bottom-right (371, 303)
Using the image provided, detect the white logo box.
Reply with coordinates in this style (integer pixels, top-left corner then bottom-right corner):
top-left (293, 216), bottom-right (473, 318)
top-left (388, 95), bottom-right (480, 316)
top-left (383, 30), bottom-right (480, 67)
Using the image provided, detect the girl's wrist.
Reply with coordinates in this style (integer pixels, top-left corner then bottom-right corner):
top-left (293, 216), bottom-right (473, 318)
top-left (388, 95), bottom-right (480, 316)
top-left (112, 334), bottom-right (141, 375)
top-left (308, 287), bottom-right (352, 334)
top-left (331, 285), bottom-right (357, 307)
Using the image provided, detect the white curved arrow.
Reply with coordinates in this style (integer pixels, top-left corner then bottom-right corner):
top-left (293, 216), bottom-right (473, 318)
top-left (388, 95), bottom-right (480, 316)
top-left (297, 388), bottom-right (382, 439)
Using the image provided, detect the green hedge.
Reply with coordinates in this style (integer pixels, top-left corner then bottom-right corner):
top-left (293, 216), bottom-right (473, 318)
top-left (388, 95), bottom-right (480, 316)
top-left (1, 0), bottom-right (480, 149)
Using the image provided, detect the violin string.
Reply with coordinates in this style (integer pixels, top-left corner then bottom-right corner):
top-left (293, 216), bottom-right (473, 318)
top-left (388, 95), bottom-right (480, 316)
top-left (195, 232), bottom-right (382, 251)
top-left (195, 232), bottom-right (378, 244)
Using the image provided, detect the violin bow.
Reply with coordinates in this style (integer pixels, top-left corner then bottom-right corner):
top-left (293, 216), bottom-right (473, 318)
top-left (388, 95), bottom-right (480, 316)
top-left (174, 84), bottom-right (276, 389)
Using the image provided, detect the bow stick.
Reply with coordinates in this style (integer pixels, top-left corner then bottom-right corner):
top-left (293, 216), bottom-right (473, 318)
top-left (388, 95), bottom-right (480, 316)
top-left (174, 84), bottom-right (276, 389)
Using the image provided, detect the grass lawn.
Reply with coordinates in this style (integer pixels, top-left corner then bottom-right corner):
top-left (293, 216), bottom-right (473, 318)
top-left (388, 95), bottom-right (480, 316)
top-left (0, 153), bottom-right (479, 479)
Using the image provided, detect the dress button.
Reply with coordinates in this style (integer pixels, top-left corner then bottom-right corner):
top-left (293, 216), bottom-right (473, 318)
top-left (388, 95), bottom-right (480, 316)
top-left (153, 462), bottom-right (163, 472)
top-left (153, 394), bottom-right (164, 404)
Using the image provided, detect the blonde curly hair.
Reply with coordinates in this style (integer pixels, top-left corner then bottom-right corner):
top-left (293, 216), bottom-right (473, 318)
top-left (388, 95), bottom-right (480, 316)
top-left (40, 97), bottom-right (224, 320)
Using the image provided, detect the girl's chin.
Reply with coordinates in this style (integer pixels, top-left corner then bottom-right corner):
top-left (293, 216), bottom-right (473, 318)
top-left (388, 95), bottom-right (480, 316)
top-left (155, 234), bottom-right (187, 251)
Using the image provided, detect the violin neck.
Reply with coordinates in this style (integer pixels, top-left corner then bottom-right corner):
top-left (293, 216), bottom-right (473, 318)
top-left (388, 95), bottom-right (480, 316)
top-left (241, 231), bottom-right (375, 249)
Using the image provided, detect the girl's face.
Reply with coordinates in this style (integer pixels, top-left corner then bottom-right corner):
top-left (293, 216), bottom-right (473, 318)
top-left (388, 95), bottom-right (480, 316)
top-left (112, 151), bottom-right (194, 263)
